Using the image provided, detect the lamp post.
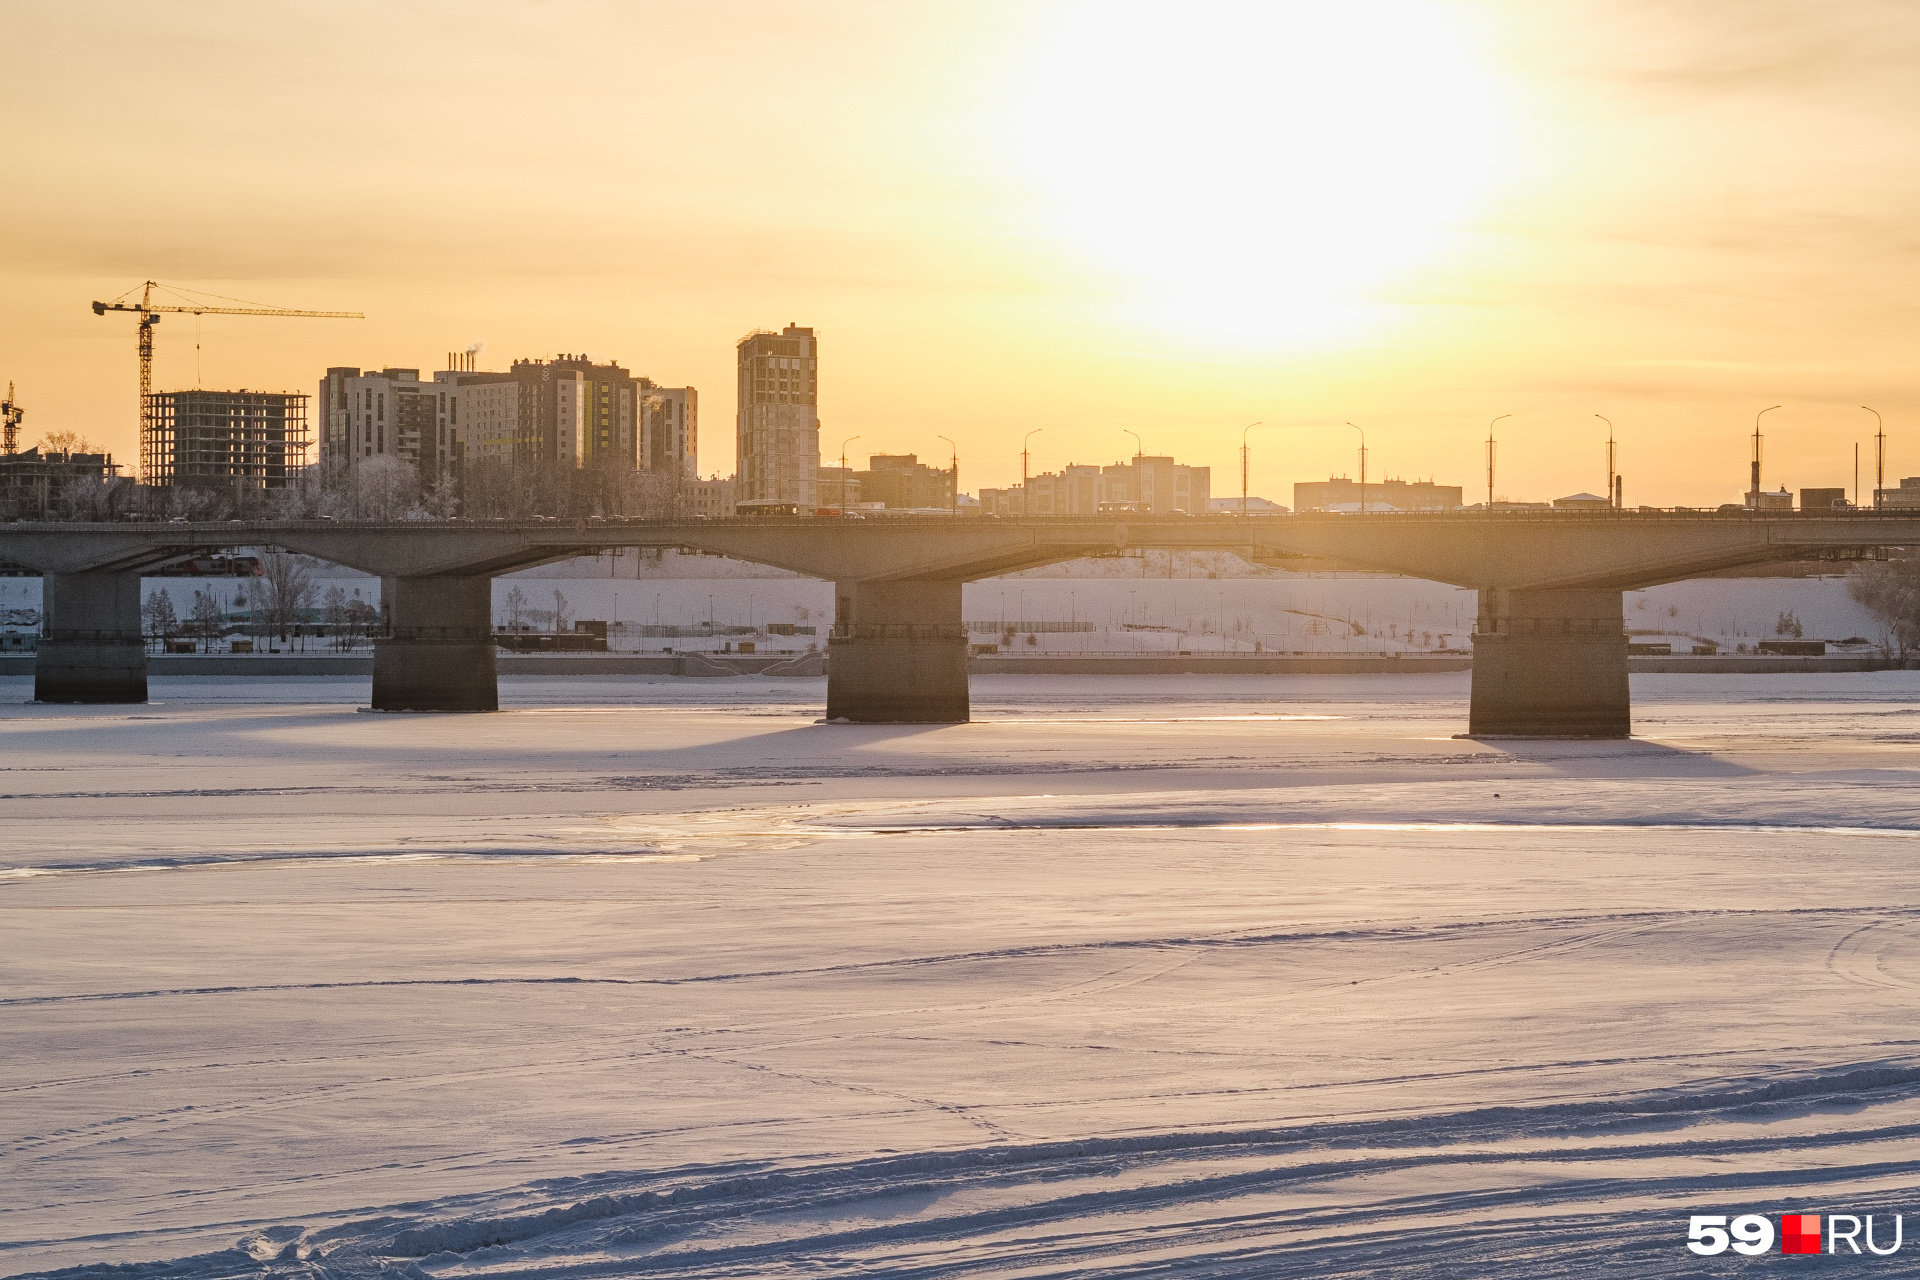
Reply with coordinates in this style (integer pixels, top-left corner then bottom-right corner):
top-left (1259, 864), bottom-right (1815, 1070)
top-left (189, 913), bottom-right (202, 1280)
top-left (1485, 414), bottom-right (1510, 509)
top-left (1239, 421), bottom-right (1263, 517)
top-left (936, 434), bottom-right (957, 513)
top-left (1022, 428), bottom-right (1043, 517)
top-left (1751, 405), bottom-right (1780, 509)
top-left (1596, 414), bottom-right (1616, 509)
top-left (1122, 429), bottom-right (1143, 511)
top-left (1344, 423), bottom-right (1368, 514)
top-left (1863, 406), bottom-right (1885, 510)
top-left (836, 434), bottom-right (860, 513)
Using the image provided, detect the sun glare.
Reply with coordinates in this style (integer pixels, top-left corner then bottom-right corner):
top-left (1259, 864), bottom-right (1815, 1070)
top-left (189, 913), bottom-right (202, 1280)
top-left (1012, 0), bottom-right (1509, 346)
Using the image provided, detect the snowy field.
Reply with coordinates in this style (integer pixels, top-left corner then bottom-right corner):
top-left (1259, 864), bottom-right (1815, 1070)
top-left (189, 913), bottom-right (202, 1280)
top-left (7, 671), bottom-right (1920, 1276)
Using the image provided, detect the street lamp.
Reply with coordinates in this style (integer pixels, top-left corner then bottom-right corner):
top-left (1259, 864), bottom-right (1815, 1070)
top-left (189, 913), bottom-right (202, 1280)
top-left (1863, 406), bottom-right (1885, 510)
top-left (1596, 414), bottom-right (1615, 509)
top-left (1486, 414), bottom-right (1510, 509)
top-left (1345, 423), bottom-right (1367, 514)
top-left (1239, 421), bottom-right (1263, 517)
top-left (1022, 428), bottom-right (1043, 517)
top-left (1751, 405), bottom-right (1780, 509)
top-left (836, 435), bottom-right (860, 513)
top-left (936, 434), bottom-right (957, 513)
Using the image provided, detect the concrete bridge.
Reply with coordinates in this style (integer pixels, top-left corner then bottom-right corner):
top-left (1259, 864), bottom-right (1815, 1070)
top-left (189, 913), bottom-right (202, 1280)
top-left (2, 511), bottom-right (1911, 736)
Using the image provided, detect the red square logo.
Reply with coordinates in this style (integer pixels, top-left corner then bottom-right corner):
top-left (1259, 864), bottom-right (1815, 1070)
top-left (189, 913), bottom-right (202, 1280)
top-left (1782, 1214), bottom-right (1821, 1254)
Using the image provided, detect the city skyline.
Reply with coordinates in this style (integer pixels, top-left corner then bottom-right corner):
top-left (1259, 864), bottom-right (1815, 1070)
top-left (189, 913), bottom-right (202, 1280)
top-left (2, 2), bottom-right (1916, 507)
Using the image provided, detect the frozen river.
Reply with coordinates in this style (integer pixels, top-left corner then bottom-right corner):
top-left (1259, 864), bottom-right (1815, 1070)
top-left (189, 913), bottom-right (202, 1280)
top-left (6, 671), bottom-right (1920, 1276)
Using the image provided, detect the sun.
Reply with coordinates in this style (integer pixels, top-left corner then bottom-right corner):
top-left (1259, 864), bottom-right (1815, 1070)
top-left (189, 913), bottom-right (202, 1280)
top-left (1010, 0), bottom-right (1510, 346)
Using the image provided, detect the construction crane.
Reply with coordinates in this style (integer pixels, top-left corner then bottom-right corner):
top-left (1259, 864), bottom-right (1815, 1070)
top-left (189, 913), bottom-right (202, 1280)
top-left (1, 382), bottom-right (21, 455)
top-left (91, 280), bottom-right (363, 482)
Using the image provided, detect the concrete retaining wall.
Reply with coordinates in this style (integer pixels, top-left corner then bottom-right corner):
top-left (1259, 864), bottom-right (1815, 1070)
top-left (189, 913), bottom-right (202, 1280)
top-left (972, 655), bottom-right (1473, 675)
top-left (4, 652), bottom-right (1914, 679)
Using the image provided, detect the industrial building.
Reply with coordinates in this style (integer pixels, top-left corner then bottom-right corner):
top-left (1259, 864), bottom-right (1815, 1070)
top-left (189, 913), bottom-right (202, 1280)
top-left (143, 390), bottom-right (308, 490)
top-left (735, 324), bottom-right (819, 513)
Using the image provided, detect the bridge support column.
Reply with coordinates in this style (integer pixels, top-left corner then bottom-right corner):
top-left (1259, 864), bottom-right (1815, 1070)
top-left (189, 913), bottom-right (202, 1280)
top-left (34, 571), bottom-right (147, 703)
top-left (371, 576), bottom-right (497, 712)
top-left (826, 580), bottom-right (968, 723)
top-left (1468, 588), bottom-right (1628, 738)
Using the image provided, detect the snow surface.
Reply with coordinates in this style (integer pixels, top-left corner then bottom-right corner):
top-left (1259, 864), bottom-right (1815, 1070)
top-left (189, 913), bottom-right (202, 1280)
top-left (7, 672), bottom-right (1920, 1276)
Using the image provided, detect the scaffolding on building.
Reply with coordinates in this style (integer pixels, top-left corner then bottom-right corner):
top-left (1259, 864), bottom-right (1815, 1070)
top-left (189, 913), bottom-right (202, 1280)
top-left (143, 390), bottom-right (310, 489)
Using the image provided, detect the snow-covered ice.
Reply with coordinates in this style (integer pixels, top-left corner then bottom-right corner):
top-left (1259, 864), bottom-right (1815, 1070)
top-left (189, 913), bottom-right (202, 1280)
top-left (6, 671), bottom-right (1920, 1276)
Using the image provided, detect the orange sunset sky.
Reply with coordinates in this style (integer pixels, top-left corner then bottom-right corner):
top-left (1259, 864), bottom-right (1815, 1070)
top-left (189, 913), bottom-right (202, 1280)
top-left (4, 0), bottom-right (1917, 506)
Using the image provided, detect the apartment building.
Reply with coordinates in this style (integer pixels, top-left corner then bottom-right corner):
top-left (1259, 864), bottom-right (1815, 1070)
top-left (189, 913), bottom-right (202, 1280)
top-left (735, 324), bottom-right (819, 512)
top-left (981, 455), bottom-right (1210, 516)
top-left (643, 386), bottom-right (698, 480)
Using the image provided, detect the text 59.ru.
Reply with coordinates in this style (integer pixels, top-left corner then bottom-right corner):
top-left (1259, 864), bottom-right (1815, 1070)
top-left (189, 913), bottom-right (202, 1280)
top-left (1688, 1214), bottom-right (1902, 1256)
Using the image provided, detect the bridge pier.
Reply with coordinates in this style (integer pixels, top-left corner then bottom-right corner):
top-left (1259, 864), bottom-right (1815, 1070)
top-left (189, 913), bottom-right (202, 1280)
top-left (34, 571), bottom-right (148, 704)
top-left (826, 580), bottom-right (968, 723)
top-left (1468, 588), bottom-right (1629, 738)
top-left (371, 576), bottom-right (498, 712)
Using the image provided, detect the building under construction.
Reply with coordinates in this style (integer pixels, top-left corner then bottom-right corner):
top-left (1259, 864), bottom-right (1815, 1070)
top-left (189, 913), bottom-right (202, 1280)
top-left (143, 390), bottom-right (309, 489)
top-left (0, 447), bottom-right (121, 508)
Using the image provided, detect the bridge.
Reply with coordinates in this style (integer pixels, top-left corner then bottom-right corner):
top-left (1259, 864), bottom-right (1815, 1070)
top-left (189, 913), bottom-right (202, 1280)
top-left (2, 512), bottom-right (1911, 736)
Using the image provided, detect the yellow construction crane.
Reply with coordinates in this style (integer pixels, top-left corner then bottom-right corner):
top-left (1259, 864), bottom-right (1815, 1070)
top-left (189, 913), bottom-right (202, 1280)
top-left (1, 382), bottom-right (21, 455)
top-left (91, 280), bottom-right (363, 482)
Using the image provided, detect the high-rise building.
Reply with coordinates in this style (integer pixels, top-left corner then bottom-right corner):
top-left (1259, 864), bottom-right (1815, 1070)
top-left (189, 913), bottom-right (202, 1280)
top-left (326, 354), bottom-right (645, 485)
top-left (643, 387), bottom-right (698, 480)
top-left (735, 324), bottom-right (819, 513)
top-left (145, 389), bottom-right (309, 489)
top-left (317, 367), bottom-right (456, 483)
top-left (499, 354), bottom-right (642, 471)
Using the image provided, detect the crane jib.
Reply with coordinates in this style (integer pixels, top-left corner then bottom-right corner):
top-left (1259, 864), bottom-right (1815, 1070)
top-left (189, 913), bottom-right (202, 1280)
top-left (90, 284), bottom-right (364, 483)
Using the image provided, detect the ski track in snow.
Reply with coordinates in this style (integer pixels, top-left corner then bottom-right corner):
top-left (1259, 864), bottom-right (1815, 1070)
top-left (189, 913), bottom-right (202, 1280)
top-left (9, 672), bottom-right (1920, 1276)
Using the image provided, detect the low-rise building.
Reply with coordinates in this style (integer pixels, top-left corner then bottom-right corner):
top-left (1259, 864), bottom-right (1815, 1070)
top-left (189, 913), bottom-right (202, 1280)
top-left (682, 474), bottom-right (736, 517)
top-left (0, 447), bottom-right (122, 504)
top-left (856, 454), bottom-right (955, 510)
top-left (981, 455), bottom-right (1211, 516)
top-left (1293, 476), bottom-right (1462, 512)
top-left (1874, 479), bottom-right (1920, 509)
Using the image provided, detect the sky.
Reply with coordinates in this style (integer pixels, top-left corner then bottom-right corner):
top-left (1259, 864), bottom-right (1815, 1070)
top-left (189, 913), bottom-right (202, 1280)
top-left (4, 0), bottom-right (1918, 507)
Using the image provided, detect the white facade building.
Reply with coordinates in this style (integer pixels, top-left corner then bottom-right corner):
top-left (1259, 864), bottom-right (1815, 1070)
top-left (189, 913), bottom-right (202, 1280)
top-left (318, 366), bottom-right (460, 482)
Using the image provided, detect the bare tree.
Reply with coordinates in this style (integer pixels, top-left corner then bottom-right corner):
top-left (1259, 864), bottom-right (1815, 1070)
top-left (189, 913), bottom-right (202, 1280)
top-left (259, 549), bottom-right (317, 642)
top-left (417, 472), bottom-right (461, 519)
top-left (39, 429), bottom-right (96, 454)
top-left (551, 589), bottom-right (570, 633)
top-left (167, 485), bottom-right (227, 521)
top-left (353, 456), bottom-right (419, 520)
top-left (142, 589), bottom-right (178, 644)
top-left (189, 589), bottom-right (224, 652)
top-left (503, 585), bottom-right (529, 630)
top-left (1848, 559), bottom-right (1920, 657)
top-left (322, 584), bottom-right (349, 650)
